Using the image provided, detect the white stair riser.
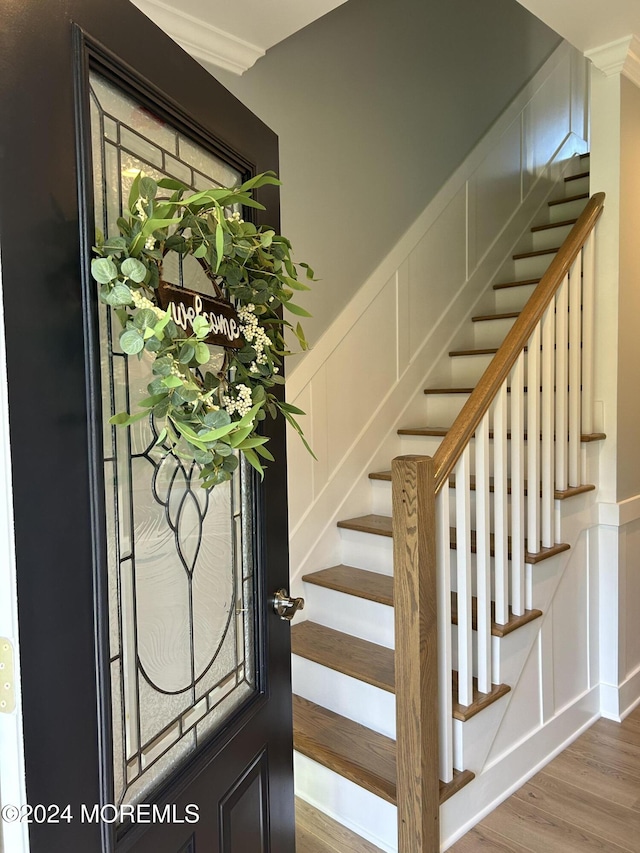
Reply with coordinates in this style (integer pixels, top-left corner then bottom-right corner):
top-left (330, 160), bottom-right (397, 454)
top-left (339, 527), bottom-right (394, 575)
top-left (494, 283), bottom-right (538, 313)
top-left (549, 197), bottom-right (589, 223)
top-left (292, 658), bottom-right (396, 738)
top-left (302, 583), bottom-right (395, 648)
top-left (294, 754), bottom-right (397, 853)
top-left (512, 252), bottom-right (558, 281)
top-left (451, 616), bottom-right (541, 684)
top-left (397, 432), bottom-right (443, 457)
top-left (422, 392), bottom-right (471, 427)
top-left (472, 316), bottom-right (517, 348)
top-left (530, 221), bottom-right (576, 252)
top-left (563, 175), bottom-right (589, 197)
top-left (452, 693), bottom-right (510, 772)
top-left (451, 626), bottom-right (499, 678)
top-left (371, 477), bottom-right (535, 526)
top-left (449, 352), bottom-right (495, 384)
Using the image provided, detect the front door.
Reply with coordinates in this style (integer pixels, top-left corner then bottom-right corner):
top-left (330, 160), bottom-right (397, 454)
top-left (0, 3), bottom-right (295, 852)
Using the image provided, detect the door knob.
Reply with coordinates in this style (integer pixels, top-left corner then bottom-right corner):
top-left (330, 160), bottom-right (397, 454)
top-left (272, 589), bottom-right (305, 621)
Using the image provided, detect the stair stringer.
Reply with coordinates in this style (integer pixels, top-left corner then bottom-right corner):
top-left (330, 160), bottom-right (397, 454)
top-left (440, 490), bottom-right (601, 849)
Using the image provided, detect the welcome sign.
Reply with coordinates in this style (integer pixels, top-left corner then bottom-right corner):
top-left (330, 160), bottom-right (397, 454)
top-left (157, 281), bottom-right (244, 349)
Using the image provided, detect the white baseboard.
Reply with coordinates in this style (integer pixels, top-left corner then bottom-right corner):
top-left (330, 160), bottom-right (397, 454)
top-left (294, 752), bottom-right (397, 852)
top-left (600, 663), bottom-right (640, 721)
top-left (441, 686), bottom-right (600, 850)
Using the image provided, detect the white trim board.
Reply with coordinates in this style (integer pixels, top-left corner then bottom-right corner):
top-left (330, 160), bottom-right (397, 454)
top-left (587, 35), bottom-right (640, 90)
top-left (600, 664), bottom-right (640, 721)
top-left (0, 250), bottom-right (29, 853)
top-left (598, 494), bottom-right (640, 526)
top-left (131, 0), bottom-right (265, 75)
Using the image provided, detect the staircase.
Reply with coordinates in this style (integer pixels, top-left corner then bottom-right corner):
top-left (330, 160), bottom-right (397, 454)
top-left (291, 155), bottom-right (604, 852)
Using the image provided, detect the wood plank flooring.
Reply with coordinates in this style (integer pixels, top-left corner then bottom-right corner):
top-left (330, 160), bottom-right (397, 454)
top-left (296, 798), bottom-right (384, 853)
top-left (449, 706), bottom-right (640, 852)
top-left (296, 708), bottom-right (640, 852)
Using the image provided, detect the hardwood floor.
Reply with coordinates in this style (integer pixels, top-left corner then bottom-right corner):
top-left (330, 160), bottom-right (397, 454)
top-left (295, 798), bottom-right (384, 853)
top-left (296, 708), bottom-right (640, 852)
top-left (450, 707), bottom-right (640, 852)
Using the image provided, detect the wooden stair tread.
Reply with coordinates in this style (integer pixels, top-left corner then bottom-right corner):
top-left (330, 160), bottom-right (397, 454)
top-left (449, 347), bottom-right (499, 357)
top-left (337, 514), bottom-right (570, 564)
top-left (302, 565), bottom-right (393, 606)
top-left (471, 311), bottom-right (520, 322)
top-left (398, 425), bottom-right (606, 443)
top-left (293, 696), bottom-right (476, 806)
top-left (449, 527), bottom-right (570, 565)
top-left (452, 673), bottom-right (511, 721)
top-left (565, 170), bottom-right (589, 181)
top-left (513, 246), bottom-right (560, 260)
top-left (292, 695), bottom-right (397, 804)
top-left (302, 566), bottom-right (547, 637)
top-left (440, 770), bottom-right (476, 804)
top-left (291, 621), bottom-right (395, 692)
top-left (493, 277), bottom-right (541, 290)
top-left (368, 470), bottom-right (596, 501)
top-left (424, 386), bottom-right (475, 394)
top-left (337, 513), bottom-right (394, 537)
top-left (450, 591), bottom-right (542, 637)
top-left (549, 192), bottom-right (589, 206)
top-left (531, 218), bottom-right (578, 232)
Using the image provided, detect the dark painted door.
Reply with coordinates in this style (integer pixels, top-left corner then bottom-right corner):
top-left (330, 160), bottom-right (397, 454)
top-left (0, 2), bottom-right (295, 852)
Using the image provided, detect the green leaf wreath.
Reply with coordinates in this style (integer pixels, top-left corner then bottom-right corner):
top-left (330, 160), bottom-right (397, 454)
top-left (91, 170), bottom-right (314, 489)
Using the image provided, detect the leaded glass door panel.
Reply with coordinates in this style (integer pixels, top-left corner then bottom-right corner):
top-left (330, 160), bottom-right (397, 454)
top-left (0, 3), bottom-right (295, 852)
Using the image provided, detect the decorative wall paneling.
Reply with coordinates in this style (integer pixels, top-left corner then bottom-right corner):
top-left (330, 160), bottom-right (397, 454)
top-left (286, 42), bottom-right (589, 587)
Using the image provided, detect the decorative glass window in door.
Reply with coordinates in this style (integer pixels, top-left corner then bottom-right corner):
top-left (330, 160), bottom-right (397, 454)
top-left (89, 72), bottom-right (257, 810)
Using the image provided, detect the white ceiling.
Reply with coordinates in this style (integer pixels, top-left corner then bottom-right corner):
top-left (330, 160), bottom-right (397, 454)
top-left (513, 0), bottom-right (640, 54)
top-left (133, 0), bottom-right (640, 77)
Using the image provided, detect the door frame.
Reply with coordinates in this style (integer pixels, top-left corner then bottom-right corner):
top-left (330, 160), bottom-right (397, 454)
top-left (0, 257), bottom-right (30, 853)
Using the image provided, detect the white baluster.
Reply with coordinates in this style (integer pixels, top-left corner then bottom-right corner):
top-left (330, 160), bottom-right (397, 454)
top-left (582, 233), bottom-right (595, 436)
top-left (493, 384), bottom-right (509, 624)
top-left (510, 352), bottom-right (525, 617)
top-left (555, 275), bottom-right (569, 492)
top-left (454, 447), bottom-right (473, 707)
top-left (569, 253), bottom-right (582, 487)
top-left (474, 412), bottom-right (492, 693)
top-left (541, 305), bottom-right (555, 548)
top-left (436, 487), bottom-right (453, 783)
top-left (527, 323), bottom-right (541, 555)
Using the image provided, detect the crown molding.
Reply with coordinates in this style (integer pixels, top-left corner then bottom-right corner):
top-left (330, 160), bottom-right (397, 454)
top-left (586, 34), bottom-right (640, 89)
top-left (132, 0), bottom-right (265, 75)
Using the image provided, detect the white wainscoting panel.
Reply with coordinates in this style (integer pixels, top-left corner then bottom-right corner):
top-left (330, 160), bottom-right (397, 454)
top-left (286, 41), bottom-right (589, 583)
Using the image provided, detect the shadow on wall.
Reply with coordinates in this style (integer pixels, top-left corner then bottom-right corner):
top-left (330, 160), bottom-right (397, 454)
top-left (214, 0), bottom-right (561, 355)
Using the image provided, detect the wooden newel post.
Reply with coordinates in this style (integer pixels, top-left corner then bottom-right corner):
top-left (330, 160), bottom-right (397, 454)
top-left (392, 455), bottom-right (439, 853)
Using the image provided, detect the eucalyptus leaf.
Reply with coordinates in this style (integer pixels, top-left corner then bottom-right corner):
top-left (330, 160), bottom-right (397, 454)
top-left (195, 342), bottom-right (210, 365)
top-left (120, 329), bottom-right (145, 355)
top-left (121, 257), bottom-right (147, 283)
top-left (203, 410), bottom-right (231, 428)
top-left (91, 257), bottom-right (118, 284)
top-left (179, 343), bottom-right (196, 364)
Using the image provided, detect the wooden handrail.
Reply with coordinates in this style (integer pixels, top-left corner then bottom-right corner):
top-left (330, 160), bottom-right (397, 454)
top-left (432, 191), bottom-right (605, 494)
